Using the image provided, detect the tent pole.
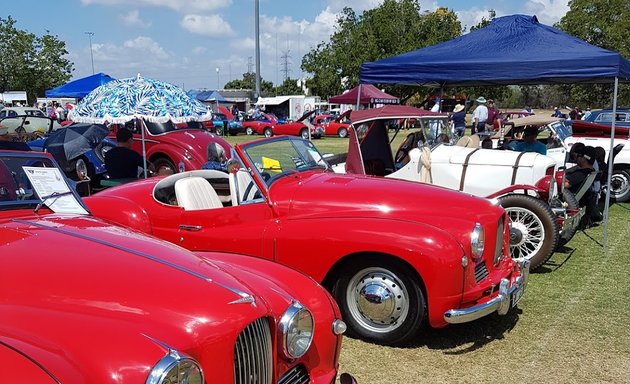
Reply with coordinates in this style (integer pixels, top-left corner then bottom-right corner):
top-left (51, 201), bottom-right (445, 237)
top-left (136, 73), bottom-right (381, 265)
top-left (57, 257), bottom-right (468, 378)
top-left (355, 84), bottom-right (362, 111)
top-left (603, 76), bottom-right (619, 248)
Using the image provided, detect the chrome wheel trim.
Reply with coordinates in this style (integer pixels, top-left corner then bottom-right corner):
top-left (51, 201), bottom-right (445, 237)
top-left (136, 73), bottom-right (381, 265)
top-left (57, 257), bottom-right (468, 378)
top-left (246, 127), bottom-right (253, 135)
top-left (75, 158), bottom-right (89, 180)
top-left (338, 128), bottom-right (348, 138)
top-left (345, 267), bottom-right (409, 334)
top-left (506, 206), bottom-right (545, 261)
top-left (611, 172), bottom-right (629, 198)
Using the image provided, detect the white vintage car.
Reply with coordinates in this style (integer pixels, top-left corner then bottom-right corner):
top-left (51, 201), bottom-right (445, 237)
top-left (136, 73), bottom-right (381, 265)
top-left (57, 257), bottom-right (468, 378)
top-left (333, 105), bottom-right (581, 270)
top-left (503, 115), bottom-right (630, 202)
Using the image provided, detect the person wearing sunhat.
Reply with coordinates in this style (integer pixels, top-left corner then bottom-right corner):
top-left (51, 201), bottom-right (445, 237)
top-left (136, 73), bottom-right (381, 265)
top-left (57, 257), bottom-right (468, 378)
top-left (449, 103), bottom-right (467, 138)
top-left (508, 125), bottom-right (547, 155)
top-left (471, 96), bottom-right (488, 135)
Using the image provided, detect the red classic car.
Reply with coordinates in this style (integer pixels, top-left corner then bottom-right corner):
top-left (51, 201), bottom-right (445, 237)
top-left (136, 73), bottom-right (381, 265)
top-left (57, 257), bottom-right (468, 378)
top-left (0, 150), bottom-right (351, 382)
top-left (242, 114), bottom-right (276, 137)
top-left (110, 119), bottom-right (231, 175)
top-left (244, 111), bottom-right (323, 139)
top-left (314, 111), bottom-right (351, 138)
top-left (85, 135), bottom-right (529, 346)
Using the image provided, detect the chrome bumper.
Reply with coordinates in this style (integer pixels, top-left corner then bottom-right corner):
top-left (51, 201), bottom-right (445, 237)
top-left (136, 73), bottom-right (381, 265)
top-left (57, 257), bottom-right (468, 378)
top-left (443, 258), bottom-right (530, 324)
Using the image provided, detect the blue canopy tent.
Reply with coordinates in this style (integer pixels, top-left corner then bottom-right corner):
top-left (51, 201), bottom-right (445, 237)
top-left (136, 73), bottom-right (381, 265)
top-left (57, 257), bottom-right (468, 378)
top-left (45, 73), bottom-right (116, 98)
top-left (360, 14), bottom-right (630, 246)
top-left (187, 89), bottom-right (227, 103)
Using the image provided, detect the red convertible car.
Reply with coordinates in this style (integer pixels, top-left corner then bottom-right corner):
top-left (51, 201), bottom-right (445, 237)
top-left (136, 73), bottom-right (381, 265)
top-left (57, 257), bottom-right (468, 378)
top-left (244, 111), bottom-right (323, 139)
top-left (314, 111), bottom-right (351, 138)
top-left (109, 118), bottom-right (231, 175)
top-left (85, 135), bottom-right (529, 346)
top-left (0, 150), bottom-right (351, 382)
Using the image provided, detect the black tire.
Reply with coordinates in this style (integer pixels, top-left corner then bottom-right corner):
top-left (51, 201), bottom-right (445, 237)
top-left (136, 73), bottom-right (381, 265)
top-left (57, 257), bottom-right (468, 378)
top-left (338, 127), bottom-right (348, 138)
top-left (215, 127), bottom-right (223, 136)
top-left (263, 127), bottom-right (273, 137)
top-left (153, 157), bottom-right (176, 175)
top-left (331, 256), bottom-right (425, 346)
top-left (246, 127), bottom-right (254, 135)
top-left (556, 190), bottom-right (579, 249)
top-left (300, 128), bottom-right (309, 140)
top-left (610, 169), bottom-right (630, 202)
top-left (499, 194), bottom-right (559, 270)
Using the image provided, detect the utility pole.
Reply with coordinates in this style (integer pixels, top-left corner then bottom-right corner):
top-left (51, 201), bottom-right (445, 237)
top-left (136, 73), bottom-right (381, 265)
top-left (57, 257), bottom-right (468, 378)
top-left (280, 50), bottom-right (291, 83)
top-left (85, 32), bottom-right (95, 74)
top-left (254, 0), bottom-right (261, 99)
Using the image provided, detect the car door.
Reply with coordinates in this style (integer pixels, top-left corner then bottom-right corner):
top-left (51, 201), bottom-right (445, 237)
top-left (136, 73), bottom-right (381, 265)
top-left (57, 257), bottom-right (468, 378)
top-left (175, 200), bottom-right (276, 260)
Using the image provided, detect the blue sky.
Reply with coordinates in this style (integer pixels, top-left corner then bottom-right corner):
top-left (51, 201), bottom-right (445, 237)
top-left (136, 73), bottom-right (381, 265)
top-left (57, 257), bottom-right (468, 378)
top-left (6, 0), bottom-right (570, 90)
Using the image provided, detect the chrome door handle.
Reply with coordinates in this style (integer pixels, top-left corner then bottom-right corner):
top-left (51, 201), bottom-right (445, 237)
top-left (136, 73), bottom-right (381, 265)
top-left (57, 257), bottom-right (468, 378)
top-left (179, 224), bottom-right (202, 231)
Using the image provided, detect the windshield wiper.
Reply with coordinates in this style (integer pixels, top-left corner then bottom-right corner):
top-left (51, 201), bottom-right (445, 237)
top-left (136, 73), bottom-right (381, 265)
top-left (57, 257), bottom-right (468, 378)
top-left (34, 191), bottom-right (76, 213)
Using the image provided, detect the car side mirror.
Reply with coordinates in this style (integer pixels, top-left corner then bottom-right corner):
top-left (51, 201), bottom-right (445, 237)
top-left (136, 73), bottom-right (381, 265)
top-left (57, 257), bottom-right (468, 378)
top-left (227, 158), bottom-right (241, 173)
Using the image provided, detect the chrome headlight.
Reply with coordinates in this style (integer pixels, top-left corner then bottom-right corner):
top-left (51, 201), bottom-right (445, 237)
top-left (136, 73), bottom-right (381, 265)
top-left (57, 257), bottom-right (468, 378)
top-left (146, 350), bottom-right (203, 384)
top-left (471, 223), bottom-right (485, 260)
top-left (98, 145), bottom-right (113, 162)
top-left (279, 302), bottom-right (314, 359)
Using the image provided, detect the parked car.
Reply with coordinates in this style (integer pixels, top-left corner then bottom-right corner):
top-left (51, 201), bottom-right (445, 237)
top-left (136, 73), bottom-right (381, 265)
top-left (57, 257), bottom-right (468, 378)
top-left (582, 109), bottom-right (630, 128)
top-left (247, 110), bottom-right (323, 139)
top-left (0, 108), bottom-right (61, 138)
top-left (314, 111), bottom-right (351, 138)
top-left (332, 106), bottom-right (580, 270)
top-left (211, 112), bottom-right (246, 136)
top-left (0, 149), bottom-right (351, 383)
top-left (109, 118), bottom-right (231, 175)
top-left (84, 135), bottom-right (529, 346)
top-left (242, 114), bottom-right (276, 136)
top-left (505, 115), bottom-right (630, 202)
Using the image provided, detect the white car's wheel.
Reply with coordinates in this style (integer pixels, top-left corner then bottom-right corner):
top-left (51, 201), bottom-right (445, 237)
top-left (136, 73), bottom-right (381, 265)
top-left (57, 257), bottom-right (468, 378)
top-left (500, 194), bottom-right (559, 270)
top-left (610, 169), bottom-right (630, 202)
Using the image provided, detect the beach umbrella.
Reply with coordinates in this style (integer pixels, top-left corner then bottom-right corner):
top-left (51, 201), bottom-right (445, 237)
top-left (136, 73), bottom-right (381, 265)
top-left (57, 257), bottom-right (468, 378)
top-left (68, 74), bottom-right (212, 177)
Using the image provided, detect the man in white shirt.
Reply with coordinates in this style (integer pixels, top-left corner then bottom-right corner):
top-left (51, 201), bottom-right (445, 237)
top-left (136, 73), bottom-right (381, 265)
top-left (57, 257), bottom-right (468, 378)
top-left (472, 96), bottom-right (488, 135)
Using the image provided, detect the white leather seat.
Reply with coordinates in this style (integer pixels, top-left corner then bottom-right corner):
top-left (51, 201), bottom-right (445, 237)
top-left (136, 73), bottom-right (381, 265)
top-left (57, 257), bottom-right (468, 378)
top-left (228, 170), bottom-right (259, 206)
top-left (174, 176), bottom-right (223, 210)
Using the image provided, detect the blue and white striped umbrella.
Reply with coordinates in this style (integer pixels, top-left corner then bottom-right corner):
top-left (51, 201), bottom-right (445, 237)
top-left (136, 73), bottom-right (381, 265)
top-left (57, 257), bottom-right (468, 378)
top-left (69, 74), bottom-right (212, 124)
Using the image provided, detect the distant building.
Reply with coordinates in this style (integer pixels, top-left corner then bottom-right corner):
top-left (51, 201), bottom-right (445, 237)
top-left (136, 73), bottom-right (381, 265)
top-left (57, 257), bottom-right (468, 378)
top-left (0, 91), bottom-right (28, 106)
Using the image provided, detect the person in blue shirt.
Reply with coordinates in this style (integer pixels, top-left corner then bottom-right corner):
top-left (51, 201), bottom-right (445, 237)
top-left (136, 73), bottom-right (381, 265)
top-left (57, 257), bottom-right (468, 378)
top-left (508, 126), bottom-right (547, 155)
top-left (201, 142), bottom-right (227, 172)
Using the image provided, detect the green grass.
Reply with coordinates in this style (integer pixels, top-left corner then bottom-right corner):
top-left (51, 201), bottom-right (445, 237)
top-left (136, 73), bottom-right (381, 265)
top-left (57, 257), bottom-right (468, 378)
top-left (225, 128), bottom-right (630, 384)
top-left (337, 205), bottom-right (630, 383)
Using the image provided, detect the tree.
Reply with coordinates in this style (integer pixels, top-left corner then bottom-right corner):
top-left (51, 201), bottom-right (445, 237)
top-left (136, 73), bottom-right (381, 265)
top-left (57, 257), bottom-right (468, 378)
top-left (301, 1), bottom-right (461, 102)
top-left (224, 72), bottom-right (274, 96)
top-left (274, 78), bottom-right (304, 96)
top-left (0, 16), bottom-right (73, 103)
top-left (555, 0), bottom-right (630, 108)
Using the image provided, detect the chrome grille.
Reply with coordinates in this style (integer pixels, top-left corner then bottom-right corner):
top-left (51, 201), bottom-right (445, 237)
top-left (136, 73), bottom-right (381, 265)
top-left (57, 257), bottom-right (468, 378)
top-left (278, 364), bottom-right (310, 384)
top-left (495, 216), bottom-right (505, 266)
top-left (234, 317), bottom-right (273, 384)
top-left (475, 261), bottom-right (489, 283)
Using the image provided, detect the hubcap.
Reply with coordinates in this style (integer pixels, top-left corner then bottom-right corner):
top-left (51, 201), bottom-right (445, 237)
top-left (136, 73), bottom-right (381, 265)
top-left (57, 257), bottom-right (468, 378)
top-left (611, 172), bottom-right (629, 197)
top-left (505, 207), bottom-right (545, 260)
top-left (346, 267), bottom-right (409, 333)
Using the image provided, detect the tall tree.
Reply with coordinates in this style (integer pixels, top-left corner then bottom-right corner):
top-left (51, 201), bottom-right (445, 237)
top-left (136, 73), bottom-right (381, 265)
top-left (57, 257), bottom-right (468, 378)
top-left (0, 17), bottom-right (73, 103)
top-left (301, 1), bottom-right (461, 102)
top-left (224, 72), bottom-right (274, 96)
top-left (555, 0), bottom-right (630, 108)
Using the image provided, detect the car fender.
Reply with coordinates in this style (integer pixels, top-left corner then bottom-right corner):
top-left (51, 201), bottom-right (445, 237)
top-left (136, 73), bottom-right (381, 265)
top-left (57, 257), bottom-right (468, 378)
top-left (0, 341), bottom-right (58, 383)
top-left (273, 216), bottom-right (466, 307)
top-left (84, 195), bottom-right (153, 234)
top-left (485, 183), bottom-right (545, 199)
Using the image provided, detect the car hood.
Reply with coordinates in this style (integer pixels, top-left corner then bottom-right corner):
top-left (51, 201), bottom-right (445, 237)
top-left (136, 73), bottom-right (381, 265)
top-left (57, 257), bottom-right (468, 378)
top-left (270, 171), bottom-right (503, 228)
top-left (151, 129), bottom-right (231, 157)
top-left (0, 213), bottom-right (282, 379)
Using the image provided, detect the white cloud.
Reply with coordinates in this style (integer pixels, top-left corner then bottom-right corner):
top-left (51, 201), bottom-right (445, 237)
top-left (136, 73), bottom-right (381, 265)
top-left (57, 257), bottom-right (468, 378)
top-left (122, 36), bottom-right (171, 60)
top-left (181, 14), bottom-right (235, 36)
top-left (192, 46), bottom-right (207, 55)
top-left (522, 0), bottom-right (569, 25)
top-left (80, 0), bottom-right (232, 13)
top-left (119, 10), bottom-right (152, 28)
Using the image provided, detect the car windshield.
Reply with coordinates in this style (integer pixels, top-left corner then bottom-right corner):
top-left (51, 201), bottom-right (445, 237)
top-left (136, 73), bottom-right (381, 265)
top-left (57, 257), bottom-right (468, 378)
top-left (0, 153), bottom-right (87, 214)
top-left (144, 119), bottom-right (204, 134)
top-left (214, 113), bottom-right (227, 121)
top-left (240, 137), bottom-right (329, 187)
top-left (549, 120), bottom-right (571, 142)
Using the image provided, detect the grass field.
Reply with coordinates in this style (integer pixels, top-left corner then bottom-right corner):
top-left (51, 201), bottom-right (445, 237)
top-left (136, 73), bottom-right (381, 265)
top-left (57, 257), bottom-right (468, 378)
top-left (223, 128), bottom-right (630, 384)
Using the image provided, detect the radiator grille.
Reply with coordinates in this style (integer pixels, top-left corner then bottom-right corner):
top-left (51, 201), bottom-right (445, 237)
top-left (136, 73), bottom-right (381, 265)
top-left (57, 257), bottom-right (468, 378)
top-left (234, 317), bottom-right (273, 384)
top-left (278, 364), bottom-right (310, 384)
top-left (475, 261), bottom-right (489, 283)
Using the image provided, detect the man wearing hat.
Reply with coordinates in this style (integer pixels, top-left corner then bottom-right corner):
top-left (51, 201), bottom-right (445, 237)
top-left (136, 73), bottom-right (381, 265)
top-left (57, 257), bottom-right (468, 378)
top-left (508, 125), bottom-right (547, 155)
top-left (471, 96), bottom-right (488, 135)
top-left (449, 103), bottom-right (466, 138)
